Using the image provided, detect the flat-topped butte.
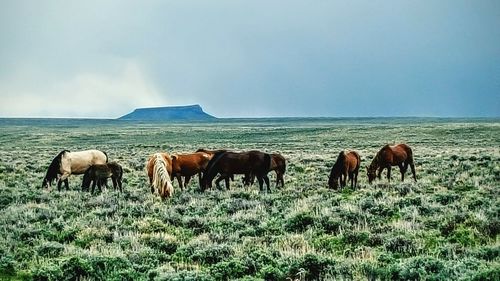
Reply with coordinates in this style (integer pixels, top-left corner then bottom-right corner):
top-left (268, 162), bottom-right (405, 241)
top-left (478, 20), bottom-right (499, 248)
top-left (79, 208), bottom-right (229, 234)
top-left (118, 104), bottom-right (216, 120)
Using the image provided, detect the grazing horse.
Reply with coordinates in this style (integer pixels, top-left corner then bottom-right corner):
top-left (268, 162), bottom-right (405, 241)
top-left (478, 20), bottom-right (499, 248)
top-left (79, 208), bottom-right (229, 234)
top-left (146, 153), bottom-right (174, 199)
top-left (171, 152), bottom-right (212, 189)
top-left (328, 150), bottom-right (361, 189)
top-left (42, 149), bottom-right (108, 191)
top-left (243, 153), bottom-right (287, 188)
top-left (367, 144), bottom-right (416, 184)
top-left (202, 150), bottom-right (272, 191)
top-left (82, 162), bottom-right (123, 193)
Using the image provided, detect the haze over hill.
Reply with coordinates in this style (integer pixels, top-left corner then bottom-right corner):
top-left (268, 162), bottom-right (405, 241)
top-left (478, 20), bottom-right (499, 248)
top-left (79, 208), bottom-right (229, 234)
top-left (118, 105), bottom-right (216, 120)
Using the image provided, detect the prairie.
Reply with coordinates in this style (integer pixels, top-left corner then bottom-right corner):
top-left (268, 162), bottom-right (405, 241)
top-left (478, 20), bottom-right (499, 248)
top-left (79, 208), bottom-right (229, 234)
top-left (0, 118), bottom-right (498, 280)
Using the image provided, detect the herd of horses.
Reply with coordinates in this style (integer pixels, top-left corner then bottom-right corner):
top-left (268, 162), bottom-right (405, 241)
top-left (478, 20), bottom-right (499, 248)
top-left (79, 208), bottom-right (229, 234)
top-left (41, 143), bottom-right (417, 198)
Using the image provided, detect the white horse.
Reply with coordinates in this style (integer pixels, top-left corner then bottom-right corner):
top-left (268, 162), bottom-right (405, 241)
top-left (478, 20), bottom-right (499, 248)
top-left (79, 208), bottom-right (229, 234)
top-left (42, 149), bottom-right (108, 190)
top-left (146, 153), bottom-right (174, 199)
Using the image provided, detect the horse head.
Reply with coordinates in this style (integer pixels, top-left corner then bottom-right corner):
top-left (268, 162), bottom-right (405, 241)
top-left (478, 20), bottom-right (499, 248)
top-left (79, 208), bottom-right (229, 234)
top-left (366, 166), bottom-right (377, 184)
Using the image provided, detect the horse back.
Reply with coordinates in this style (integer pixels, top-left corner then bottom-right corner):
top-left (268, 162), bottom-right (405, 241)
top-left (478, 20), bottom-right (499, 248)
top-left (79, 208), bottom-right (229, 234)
top-left (345, 151), bottom-right (360, 172)
top-left (382, 144), bottom-right (412, 165)
top-left (62, 149), bottom-right (107, 174)
top-left (172, 152), bottom-right (212, 174)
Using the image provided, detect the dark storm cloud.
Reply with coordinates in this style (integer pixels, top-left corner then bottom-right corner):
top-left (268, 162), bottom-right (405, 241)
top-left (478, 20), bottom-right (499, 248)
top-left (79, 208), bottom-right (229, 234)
top-left (1, 0), bottom-right (499, 117)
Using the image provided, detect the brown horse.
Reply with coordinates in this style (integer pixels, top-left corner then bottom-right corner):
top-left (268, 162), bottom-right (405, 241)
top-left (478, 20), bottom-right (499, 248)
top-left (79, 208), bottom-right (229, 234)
top-left (367, 144), bottom-right (416, 183)
top-left (243, 153), bottom-right (286, 188)
top-left (201, 150), bottom-right (271, 191)
top-left (171, 152), bottom-right (212, 189)
top-left (82, 162), bottom-right (123, 193)
top-left (146, 153), bottom-right (174, 199)
top-left (328, 150), bottom-right (360, 189)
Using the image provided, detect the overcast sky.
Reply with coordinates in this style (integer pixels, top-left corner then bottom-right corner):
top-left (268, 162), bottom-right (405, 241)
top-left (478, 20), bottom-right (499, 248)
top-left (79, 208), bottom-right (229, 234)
top-left (1, 0), bottom-right (499, 118)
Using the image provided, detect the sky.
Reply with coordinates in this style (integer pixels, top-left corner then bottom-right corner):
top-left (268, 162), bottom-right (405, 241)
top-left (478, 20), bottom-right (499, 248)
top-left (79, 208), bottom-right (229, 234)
top-left (0, 0), bottom-right (499, 118)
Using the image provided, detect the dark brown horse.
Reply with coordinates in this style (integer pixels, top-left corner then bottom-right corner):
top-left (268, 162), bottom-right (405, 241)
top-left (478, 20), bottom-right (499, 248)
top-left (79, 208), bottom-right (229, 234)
top-left (82, 162), bottom-right (123, 193)
top-left (243, 153), bottom-right (286, 188)
top-left (367, 144), bottom-right (416, 183)
top-left (201, 150), bottom-right (271, 191)
top-left (328, 150), bottom-right (360, 189)
top-left (171, 152), bottom-right (212, 189)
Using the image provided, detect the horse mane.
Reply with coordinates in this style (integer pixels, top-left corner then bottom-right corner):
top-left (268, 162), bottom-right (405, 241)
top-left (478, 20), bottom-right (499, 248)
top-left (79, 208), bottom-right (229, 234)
top-left (152, 153), bottom-right (173, 198)
top-left (369, 147), bottom-right (385, 170)
top-left (333, 151), bottom-right (345, 169)
top-left (44, 150), bottom-right (69, 183)
top-left (203, 150), bottom-right (228, 182)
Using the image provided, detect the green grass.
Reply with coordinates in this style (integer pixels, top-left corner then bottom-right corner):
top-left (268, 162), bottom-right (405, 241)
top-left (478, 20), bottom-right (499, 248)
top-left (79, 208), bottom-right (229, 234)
top-left (0, 118), bottom-right (498, 280)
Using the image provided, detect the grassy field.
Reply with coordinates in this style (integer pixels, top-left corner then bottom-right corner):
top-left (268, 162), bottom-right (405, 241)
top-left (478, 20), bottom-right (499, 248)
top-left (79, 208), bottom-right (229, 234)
top-left (0, 118), bottom-right (498, 281)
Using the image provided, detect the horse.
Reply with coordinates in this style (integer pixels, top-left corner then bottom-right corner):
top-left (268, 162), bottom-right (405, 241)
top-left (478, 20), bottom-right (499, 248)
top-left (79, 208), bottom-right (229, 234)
top-left (196, 148), bottom-right (234, 188)
top-left (42, 149), bottom-right (108, 191)
top-left (146, 153), bottom-right (174, 199)
top-left (366, 144), bottom-right (416, 184)
top-left (242, 153), bottom-right (286, 188)
top-left (81, 162), bottom-right (123, 193)
top-left (328, 150), bottom-right (361, 189)
top-left (201, 150), bottom-right (271, 192)
top-left (171, 152), bottom-right (212, 189)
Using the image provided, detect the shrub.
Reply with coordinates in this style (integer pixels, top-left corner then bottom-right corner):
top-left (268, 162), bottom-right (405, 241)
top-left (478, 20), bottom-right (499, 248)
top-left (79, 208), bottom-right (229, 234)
top-left (260, 265), bottom-right (284, 281)
top-left (287, 253), bottom-right (334, 280)
top-left (390, 256), bottom-right (447, 280)
top-left (317, 216), bottom-right (341, 234)
top-left (284, 212), bottom-right (315, 232)
top-left (209, 259), bottom-right (249, 280)
top-left (155, 270), bottom-right (214, 281)
top-left (36, 241), bottom-right (65, 258)
top-left (384, 236), bottom-right (417, 257)
top-left (140, 233), bottom-right (179, 254)
top-left (472, 267), bottom-right (500, 281)
top-left (175, 243), bottom-right (234, 265)
top-left (341, 230), bottom-right (369, 246)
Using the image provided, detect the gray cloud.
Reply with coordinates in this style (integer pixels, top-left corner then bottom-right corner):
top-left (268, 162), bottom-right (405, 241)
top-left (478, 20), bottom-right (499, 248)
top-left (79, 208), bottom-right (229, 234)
top-left (1, 0), bottom-right (499, 117)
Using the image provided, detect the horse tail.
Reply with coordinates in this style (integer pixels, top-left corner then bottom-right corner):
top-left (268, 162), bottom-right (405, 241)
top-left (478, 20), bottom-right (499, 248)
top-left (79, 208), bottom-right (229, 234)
top-left (102, 151), bottom-right (109, 163)
top-left (152, 153), bottom-right (173, 198)
top-left (264, 153), bottom-right (272, 173)
top-left (355, 151), bottom-right (361, 171)
top-left (279, 155), bottom-right (287, 174)
top-left (406, 145), bottom-right (414, 163)
top-left (43, 150), bottom-right (69, 186)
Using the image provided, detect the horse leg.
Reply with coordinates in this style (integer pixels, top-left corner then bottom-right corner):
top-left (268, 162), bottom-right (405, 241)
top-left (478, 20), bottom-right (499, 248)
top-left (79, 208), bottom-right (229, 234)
top-left (112, 177), bottom-right (118, 190)
top-left (399, 163), bottom-right (405, 182)
top-left (257, 176), bottom-right (264, 192)
top-left (215, 175), bottom-right (224, 190)
top-left (64, 179), bottom-right (69, 191)
top-left (377, 167), bottom-right (383, 180)
top-left (264, 175), bottom-right (270, 192)
top-left (410, 162), bottom-right (417, 182)
top-left (349, 172), bottom-right (354, 189)
top-left (354, 171), bottom-right (358, 188)
top-left (91, 180), bottom-right (97, 194)
top-left (198, 172), bottom-right (203, 189)
top-left (176, 175), bottom-right (183, 190)
top-left (185, 175), bottom-right (192, 187)
top-left (58, 173), bottom-right (70, 191)
top-left (387, 166), bottom-right (391, 182)
top-left (225, 176), bottom-right (231, 190)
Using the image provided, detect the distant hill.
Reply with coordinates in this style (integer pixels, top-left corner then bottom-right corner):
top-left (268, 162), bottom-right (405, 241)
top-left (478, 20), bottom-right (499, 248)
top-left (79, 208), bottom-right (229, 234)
top-left (118, 104), bottom-right (216, 120)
